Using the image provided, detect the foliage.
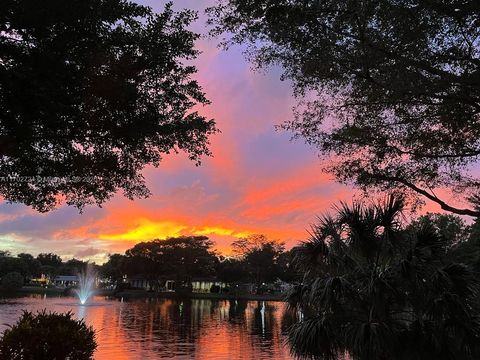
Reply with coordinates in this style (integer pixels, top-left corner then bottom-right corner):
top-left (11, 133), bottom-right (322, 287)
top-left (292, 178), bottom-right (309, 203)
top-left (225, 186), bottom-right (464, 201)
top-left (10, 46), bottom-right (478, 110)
top-left (288, 195), bottom-right (480, 360)
top-left (0, 257), bottom-right (27, 277)
top-left (34, 253), bottom-right (63, 280)
top-left (404, 215), bottom-right (480, 270)
top-left (100, 254), bottom-right (126, 284)
top-left (36, 253), bottom-right (62, 267)
top-left (0, 271), bottom-right (23, 291)
top-left (0, 310), bottom-right (96, 360)
top-left (408, 213), bottom-right (470, 247)
top-left (215, 257), bottom-right (249, 283)
top-left (16, 253), bottom-right (40, 279)
top-left (0, 254), bottom-right (40, 280)
top-left (452, 217), bottom-right (480, 270)
top-left (0, 252), bottom-right (91, 282)
top-left (59, 258), bottom-right (89, 276)
top-left (0, 0), bottom-right (217, 212)
top-left (276, 249), bottom-right (299, 282)
top-left (232, 234), bottom-right (285, 286)
top-left (208, 0), bottom-right (480, 216)
top-left (124, 236), bottom-right (218, 289)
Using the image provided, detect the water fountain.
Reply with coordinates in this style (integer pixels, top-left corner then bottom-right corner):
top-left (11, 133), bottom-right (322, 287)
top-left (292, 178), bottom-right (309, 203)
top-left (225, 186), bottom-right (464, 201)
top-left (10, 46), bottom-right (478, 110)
top-left (74, 264), bottom-right (96, 305)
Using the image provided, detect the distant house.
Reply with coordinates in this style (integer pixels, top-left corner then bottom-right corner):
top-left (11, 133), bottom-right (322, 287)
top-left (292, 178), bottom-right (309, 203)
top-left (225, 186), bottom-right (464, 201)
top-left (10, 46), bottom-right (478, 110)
top-left (128, 275), bottom-right (150, 290)
top-left (125, 276), bottom-right (227, 293)
top-left (53, 275), bottom-right (78, 287)
top-left (191, 278), bottom-right (226, 293)
top-left (29, 274), bottom-right (49, 286)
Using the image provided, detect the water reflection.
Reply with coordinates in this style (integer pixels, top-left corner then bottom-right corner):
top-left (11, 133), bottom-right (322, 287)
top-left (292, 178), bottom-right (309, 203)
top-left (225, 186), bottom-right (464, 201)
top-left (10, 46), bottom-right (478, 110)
top-left (0, 295), bottom-right (294, 360)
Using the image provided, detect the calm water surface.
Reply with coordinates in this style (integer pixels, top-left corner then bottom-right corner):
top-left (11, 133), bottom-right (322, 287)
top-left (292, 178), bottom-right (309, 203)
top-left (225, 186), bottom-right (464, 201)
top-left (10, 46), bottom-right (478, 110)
top-left (0, 295), bottom-right (295, 359)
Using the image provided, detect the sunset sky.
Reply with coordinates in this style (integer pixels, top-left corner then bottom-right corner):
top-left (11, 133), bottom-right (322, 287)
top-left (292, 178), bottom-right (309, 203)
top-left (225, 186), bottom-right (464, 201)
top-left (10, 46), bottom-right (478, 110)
top-left (0, 0), bottom-right (454, 263)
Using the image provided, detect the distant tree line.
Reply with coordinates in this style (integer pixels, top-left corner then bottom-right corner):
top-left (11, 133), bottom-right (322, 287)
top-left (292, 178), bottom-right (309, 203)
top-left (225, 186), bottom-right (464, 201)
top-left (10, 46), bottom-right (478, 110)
top-left (0, 234), bottom-right (296, 293)
top-left (101, 234), bottom-right (297, 293)
top-left (0, 251), bottom-right (90, 290)
top-left (4, 210), bottom-right (480, 294)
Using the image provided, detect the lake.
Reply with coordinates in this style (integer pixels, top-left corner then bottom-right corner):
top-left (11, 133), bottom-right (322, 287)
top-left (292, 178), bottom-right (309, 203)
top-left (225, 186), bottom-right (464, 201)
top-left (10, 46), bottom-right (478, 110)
top-left (0, 295), bottom-right (295, 359)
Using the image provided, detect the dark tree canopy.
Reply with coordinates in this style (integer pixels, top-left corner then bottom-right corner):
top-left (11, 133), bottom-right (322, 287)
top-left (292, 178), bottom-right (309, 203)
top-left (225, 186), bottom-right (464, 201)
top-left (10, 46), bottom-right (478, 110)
top-left (215, 256), bottom-right (249, 283)
top-left (0, 271), bottom-right (23, 291)
top-left (232, 234), bottom-right (285, 286)
top-left (124, 236), bottom-right (217, 286)
top-left (0, 252), bottom-right (89, 281)
top-left (0, 0), bottom-right (216, 211)
top-left (209, 0), bottom-right (480, 216)
top-left (100, 253), bottom-right (126, 283)
top-left (36, 252), bottom-right (62, 267)
top-left (408, 212), bottom-right (470, 246)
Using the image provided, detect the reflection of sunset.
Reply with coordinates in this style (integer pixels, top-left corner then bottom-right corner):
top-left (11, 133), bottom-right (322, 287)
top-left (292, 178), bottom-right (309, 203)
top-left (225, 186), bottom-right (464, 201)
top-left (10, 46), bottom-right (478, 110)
top-left (0, 297), bottom-right (294, 360)
top-left (0, 293), bottom-right (300, 359)
top-left (195, 301), bottom-right (290, 359)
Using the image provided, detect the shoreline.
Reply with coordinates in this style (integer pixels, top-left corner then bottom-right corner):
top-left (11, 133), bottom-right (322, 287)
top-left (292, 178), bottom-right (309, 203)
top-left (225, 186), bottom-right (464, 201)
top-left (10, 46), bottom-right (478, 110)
top-left (114, 290), bottom-right (286, 301)
top-left (14, 286), bottom-right (286, 302)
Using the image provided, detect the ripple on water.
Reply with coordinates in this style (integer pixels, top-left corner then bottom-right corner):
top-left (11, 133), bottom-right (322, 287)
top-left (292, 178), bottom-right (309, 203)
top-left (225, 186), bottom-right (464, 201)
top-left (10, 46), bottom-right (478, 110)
top-left (0, 296), bottom-right (295, 360)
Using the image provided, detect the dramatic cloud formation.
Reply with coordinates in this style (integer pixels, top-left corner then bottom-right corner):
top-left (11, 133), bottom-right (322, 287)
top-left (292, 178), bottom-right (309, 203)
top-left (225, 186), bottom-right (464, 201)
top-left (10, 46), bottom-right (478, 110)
top-left (0, 0), bottom-right (456, 263)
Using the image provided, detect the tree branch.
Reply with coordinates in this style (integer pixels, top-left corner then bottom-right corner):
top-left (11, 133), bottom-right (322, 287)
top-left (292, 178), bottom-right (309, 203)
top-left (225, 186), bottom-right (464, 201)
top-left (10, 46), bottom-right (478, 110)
top-left (376, 175), bottom-right (480, 217)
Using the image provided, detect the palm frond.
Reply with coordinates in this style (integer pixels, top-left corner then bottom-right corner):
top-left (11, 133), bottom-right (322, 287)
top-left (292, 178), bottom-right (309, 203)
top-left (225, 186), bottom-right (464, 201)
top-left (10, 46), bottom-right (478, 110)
top-left (289, 316), bottom-right (342, 360)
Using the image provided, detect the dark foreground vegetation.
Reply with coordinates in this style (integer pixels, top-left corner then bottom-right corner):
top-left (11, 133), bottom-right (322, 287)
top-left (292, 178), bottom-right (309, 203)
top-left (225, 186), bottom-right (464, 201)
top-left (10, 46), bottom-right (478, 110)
top-left (0, 0), bottom-right (217, 212)
top-left (1, 0), bottom-right (479, 359)
top-left (0, 310), bottom-right (96, 360)
top-left (289, 196), bottom-right (480, 360)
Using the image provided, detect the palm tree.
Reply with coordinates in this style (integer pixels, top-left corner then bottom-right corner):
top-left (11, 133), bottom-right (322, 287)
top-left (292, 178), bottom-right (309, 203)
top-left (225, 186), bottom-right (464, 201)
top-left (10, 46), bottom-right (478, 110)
top-left (288, 195), bottom-right (480, 360)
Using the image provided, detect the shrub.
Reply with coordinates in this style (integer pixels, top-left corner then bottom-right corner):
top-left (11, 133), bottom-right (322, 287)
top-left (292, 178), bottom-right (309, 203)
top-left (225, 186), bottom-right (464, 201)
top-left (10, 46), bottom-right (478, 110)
top-left (1, 272), bottom-right (23, 291)
top-left (0, 310), bottom-right (97, 360)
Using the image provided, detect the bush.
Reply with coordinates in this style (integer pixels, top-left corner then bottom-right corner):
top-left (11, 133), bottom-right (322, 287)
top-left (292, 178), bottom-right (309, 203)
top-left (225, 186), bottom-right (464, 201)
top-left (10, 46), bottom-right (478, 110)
top-left (0, 310), bottom-right (97, 360)
top-left (1, 272), bottom-right (23, 291)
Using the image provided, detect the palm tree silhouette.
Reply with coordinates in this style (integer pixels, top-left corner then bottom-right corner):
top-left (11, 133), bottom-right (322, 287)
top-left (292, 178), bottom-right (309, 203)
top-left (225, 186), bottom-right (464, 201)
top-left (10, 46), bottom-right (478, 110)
top-left (288, 195), bottom-right (480, 360)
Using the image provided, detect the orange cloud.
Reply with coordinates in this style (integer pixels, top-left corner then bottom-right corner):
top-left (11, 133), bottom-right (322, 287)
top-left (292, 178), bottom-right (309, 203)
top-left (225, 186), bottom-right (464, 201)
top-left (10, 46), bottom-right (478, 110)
top-left (191, 226), bottom-right (253, 239)
top-left (99, 219), bottom-right (188, 242)
top-left (98, 218), bottom-right (255, 243)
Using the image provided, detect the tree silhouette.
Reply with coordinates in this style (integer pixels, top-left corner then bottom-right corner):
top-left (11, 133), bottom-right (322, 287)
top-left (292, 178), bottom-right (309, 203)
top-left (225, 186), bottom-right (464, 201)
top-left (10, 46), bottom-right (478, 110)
top-left (0, 1), bottom-right (216, 211)
top-left (36, 253), bottom-right (62, 267)
top-left (124, 236), bottom-right (217, 290)
top-left (288, 195), bottom-right (480, 359)
top-left (232, 234), bottom-right (285, 287)
top-left (100, 253), bottom-right (126, 286)
top-left (209, 0), bottom-right (480, 216)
